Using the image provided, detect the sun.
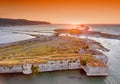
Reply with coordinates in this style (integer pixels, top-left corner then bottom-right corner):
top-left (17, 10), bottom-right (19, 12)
top-left (67, 21), bottom-right (82, 28)
top-left (67, 20), bottom-right (87, 25)
top-left (68, 21), bottom-right (81, 25)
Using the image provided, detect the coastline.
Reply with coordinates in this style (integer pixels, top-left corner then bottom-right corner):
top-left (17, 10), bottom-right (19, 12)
top-left (54, 28), bottom-right (120, 40)
top-left (0, 35), bottom-right (109, 76)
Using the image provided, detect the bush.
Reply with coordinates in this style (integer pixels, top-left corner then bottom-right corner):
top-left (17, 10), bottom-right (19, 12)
top-left (31, 65), bottom-right (39, 76)
top-left (1, 56), bottom-right (6, 60)
top-left (81, 43), bottom-right (89, 50)
top-left (81, 57), bottom-right (87, 66)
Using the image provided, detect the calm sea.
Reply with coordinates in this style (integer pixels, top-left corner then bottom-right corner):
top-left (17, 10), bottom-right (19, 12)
top-left (0, 24), bottom-right (120, 84)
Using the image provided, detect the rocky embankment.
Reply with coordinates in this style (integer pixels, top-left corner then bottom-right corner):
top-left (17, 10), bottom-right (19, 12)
top-left (54, 28), bottom-right (120, 40)
top-left (0, 35), bottom-right (109, 76)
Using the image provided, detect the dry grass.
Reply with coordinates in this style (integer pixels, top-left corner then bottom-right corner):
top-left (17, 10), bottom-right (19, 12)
top-left (0, 36), bottom-right (106, 67)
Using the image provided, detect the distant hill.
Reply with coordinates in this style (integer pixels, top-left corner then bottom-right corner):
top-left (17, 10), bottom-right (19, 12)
top-left (0, 18), bottom-right (51, 26)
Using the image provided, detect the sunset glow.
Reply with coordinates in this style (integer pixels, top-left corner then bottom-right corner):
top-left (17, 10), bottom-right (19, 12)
top-left (0, 0), bottom-right (120, 24)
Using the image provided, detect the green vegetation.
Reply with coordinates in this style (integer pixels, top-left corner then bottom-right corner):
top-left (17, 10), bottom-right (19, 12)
top-left (31, 65), bottom-right (39, 76)
top-left (0, 18), bottom-right (51, 26)
top-left (80, 54), bottom-right (92, 66)
top-left (81, 57), bottom-right (87, 66)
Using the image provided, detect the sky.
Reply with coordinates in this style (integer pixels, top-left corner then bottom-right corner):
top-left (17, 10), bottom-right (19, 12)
top-left (0, 0), bottom-right (120, 24)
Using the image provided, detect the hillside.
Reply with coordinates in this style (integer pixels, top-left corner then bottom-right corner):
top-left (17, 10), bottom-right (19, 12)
top-left (0, 18), bottom-right (51, 26)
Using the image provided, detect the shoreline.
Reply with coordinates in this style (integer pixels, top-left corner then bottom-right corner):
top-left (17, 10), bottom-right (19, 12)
top-left (54, 28), bottom-right (120, 40)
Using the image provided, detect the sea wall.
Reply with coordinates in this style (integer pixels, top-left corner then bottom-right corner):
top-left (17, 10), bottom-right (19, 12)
top-left (82, 64), bottom-right (108, 76)
top-left (0, 59), bottom-right (81, 74)
top-left (0, 65), bottom-right (22, 73)
top-left (23, 59), bottom-right (81, 74)
top-left (0, 59), bottom-right (108, 76)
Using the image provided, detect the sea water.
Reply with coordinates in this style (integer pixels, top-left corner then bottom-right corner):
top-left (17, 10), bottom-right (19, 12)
top-left (0, 24), bottom-right (120, 84)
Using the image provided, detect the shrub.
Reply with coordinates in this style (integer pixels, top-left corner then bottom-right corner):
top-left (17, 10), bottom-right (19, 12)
top-left (31, 65), bottom-right (39, 76)
top-left (81, 57), bottom-right (87, 66)
top-left (81, 43), bottom-right (89, 50)
top-left (1, 56), bottom-right (6, 60)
